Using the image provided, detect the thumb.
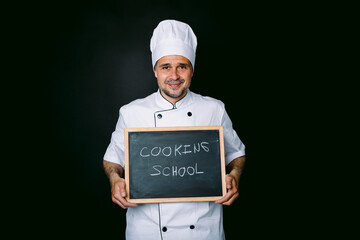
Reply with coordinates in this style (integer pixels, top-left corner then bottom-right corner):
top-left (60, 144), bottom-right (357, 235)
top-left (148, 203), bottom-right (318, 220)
top-left (113, 179), bottom-right (127, 198)
top-left (225, 175), bottom-right (233, 189)
top-left (119, 179), bottom-right (127, 197)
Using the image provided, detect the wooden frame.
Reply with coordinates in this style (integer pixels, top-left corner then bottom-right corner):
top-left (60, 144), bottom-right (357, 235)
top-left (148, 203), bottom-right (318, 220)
top-left (124, 126), bottom-right (226, 203)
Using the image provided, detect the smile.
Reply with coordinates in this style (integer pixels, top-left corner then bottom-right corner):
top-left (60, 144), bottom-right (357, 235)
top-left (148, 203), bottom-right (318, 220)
top-left (168, 83), bottom-right (181, 89)
top-left (165, 80), bottom-right (185, 89)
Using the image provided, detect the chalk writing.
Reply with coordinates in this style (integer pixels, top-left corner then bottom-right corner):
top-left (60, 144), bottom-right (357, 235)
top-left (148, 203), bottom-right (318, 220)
top-left (139, 142), bottom-right (210, 158)
top-left (150, 163), bottom-right (204, 177)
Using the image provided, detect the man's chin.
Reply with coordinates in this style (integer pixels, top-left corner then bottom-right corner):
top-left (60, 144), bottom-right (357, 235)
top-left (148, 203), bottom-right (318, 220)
top-left (162, 88), bottom-right (187, 99)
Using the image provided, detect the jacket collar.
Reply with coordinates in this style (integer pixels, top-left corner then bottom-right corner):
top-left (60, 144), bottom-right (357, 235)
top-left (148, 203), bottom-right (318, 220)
top-left (155, 89), bottom-right (192, 110)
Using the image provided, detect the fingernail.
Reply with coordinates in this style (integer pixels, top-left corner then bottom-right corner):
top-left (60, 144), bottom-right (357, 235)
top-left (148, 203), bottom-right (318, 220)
top-left (121, 192), bottom-right (126, 197)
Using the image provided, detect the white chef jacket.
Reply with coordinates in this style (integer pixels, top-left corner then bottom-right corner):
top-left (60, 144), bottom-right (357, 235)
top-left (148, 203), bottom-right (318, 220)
top-left (104, 90), bottom-right (245, 240)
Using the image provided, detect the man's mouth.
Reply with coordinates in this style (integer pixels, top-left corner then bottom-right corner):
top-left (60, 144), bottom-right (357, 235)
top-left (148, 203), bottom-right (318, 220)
top-left (168, 82), bottom-right (181, 88)
top-left (166, 80), bottom-right (185, 89)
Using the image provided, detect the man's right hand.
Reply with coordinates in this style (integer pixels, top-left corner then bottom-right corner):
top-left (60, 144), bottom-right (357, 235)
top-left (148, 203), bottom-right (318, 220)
top-left (111, 177), bottom-right (138, 209)
top-left (103, 160), bottom-right (138, 209)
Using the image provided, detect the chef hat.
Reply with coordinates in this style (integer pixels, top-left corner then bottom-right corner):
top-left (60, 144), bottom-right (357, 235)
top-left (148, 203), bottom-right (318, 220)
top-left (150, 20), bottom-right (197, 69)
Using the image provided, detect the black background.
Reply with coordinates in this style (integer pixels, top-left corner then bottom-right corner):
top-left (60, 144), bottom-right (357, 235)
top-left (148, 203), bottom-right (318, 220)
top-left (8, 0), bottom-right (319, 238)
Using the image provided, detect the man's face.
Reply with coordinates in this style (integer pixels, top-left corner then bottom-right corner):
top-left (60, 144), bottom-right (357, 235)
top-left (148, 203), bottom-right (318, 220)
top-left (154, 55), bottom-right (193, 104)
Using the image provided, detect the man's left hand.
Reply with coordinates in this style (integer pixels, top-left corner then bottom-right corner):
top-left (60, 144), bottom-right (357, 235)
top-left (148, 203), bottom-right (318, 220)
top-left (215, 173), bottom-right (239, 205)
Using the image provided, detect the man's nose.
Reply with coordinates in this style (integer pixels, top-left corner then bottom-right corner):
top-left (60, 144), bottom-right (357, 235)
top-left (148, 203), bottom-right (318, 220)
top-left (170, 68), bottom-right (180, 79)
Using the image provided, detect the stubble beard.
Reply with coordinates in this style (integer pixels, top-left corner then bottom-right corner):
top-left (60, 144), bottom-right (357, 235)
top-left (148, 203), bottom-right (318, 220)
top-left (161, 79), bottom-right (189, 99)
top-left (161, 87), bottom-right (188, 99)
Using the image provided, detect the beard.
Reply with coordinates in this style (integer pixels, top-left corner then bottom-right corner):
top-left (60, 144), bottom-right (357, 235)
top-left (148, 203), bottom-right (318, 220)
top-left (161, 79), bottom-right (189, 99)
top-left (161, 87), bottom-right (188, 99)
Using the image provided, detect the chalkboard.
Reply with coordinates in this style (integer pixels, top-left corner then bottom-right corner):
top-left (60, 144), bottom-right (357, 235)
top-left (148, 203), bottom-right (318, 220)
top-left (124, 126), bottom-right (226, 203)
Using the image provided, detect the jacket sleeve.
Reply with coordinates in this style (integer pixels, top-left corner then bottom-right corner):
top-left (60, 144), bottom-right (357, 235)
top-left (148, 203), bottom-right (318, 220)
top-left (103, 108), bottom-right (126, 168)
top-left (221, 107), bottom-right (246, 165)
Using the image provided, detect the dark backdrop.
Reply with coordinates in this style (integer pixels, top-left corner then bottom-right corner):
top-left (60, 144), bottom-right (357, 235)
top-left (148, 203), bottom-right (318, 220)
top-left (15, 0), bottom-right (314, 238)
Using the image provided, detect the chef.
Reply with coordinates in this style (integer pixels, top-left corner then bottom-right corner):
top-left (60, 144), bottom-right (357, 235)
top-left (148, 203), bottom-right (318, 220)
top-left (103, 19), bottom-right (246, 240)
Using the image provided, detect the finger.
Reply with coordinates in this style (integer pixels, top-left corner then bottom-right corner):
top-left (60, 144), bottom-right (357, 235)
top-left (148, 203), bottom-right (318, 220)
top-left (118, 181), bottom-right (127, 198)
top-left (216, 177), bottom-right (233, 204)
top-left (225, 175), bottom-right (233, 189)
top-left (112, 194), bottom-right (127, 209)
top-left (118, 194), bottom-right (138, 208)
top-left (112, 190), bottom-right (138, 208)
top-left (118, 182), bottom-right (138, 207)
top-left (215, 190), bottom-right (232, 204)
top-left (216, 188), bottom-right (239, 205)
top-left (123, 200), bottom-right (138, 208)
top-left (215, 190), bottom-right (233, 204)
top-left (221, 184), bottom-right (239, 205)
top-left (221, 190), bottom-right (239, 206)
top-left (216, 180), bottom-right (239, 204)
top-left (112, 181), bottom-right (137, 208)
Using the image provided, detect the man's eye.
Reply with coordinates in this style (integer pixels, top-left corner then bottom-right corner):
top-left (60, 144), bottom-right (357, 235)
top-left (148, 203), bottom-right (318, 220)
top-left (162, 66), bottom-right (169, 70)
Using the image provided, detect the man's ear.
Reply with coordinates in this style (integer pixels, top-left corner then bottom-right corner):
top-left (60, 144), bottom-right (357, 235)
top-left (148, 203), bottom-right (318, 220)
top-left (154, 67), bottom-right (158, 78)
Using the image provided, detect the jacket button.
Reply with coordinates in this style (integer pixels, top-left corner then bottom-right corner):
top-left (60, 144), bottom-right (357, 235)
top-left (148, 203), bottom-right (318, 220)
top-left (157, 114), bottom-right (162, 119)
top-left (162, 227), bottom-right (167, 232)
top-left (187, 112), bottom-right (192, 117)
top-left (190, 225), bottom-right (195, 229)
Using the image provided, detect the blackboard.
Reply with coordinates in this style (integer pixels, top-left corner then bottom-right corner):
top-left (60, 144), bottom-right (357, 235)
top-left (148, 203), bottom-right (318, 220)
top-left (124, 126), bottom-right (226, 203)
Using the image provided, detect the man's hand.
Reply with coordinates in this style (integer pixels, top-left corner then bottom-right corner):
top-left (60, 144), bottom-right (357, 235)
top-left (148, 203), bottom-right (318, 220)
top-left (103, 160), bottom-right (137, 209)
top-left (215, 156), bottom-right (245, 206)
top-left (111, 177), bottom-right (137, 209)
top-left (215, 174), bottom-right (239, 205)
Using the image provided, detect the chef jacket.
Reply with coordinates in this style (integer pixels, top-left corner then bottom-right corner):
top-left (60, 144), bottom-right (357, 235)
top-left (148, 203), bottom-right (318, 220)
top-left (104, 90), bottom-right (245, 240)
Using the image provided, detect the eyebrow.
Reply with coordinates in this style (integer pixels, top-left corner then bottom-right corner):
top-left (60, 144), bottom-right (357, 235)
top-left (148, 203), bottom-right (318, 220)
top-left (159, 63), bottom-right (171, 68)
top-left (159, 62), bottom-right (190, 67)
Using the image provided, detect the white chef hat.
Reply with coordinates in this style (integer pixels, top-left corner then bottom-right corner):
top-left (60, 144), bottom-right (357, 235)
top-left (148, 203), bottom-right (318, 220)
top-left (150, 20), bottom-right (197, 69)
